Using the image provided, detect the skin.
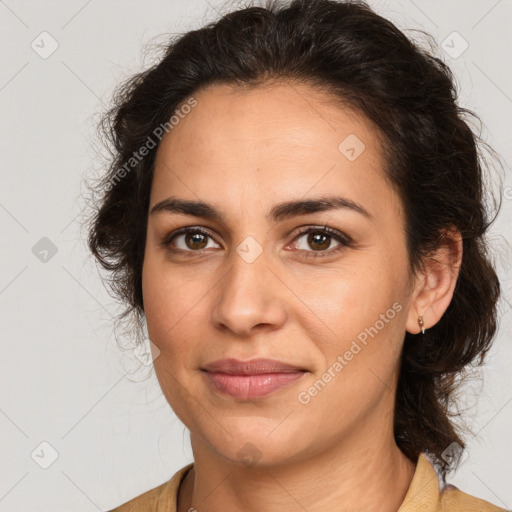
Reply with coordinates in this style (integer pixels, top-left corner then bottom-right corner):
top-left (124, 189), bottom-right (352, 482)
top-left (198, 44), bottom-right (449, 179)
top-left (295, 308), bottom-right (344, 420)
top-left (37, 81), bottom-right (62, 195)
top-left (142, 81), bottom-right (463, 512)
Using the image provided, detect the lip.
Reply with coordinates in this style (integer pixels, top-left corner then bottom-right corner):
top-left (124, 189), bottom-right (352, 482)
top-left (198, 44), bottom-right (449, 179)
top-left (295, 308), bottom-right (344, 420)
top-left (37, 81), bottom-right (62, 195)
top-left (202, 358), bottom-right (306, 374)
top-left (201, 358), bottom-right (307, 399)
top-left (203, 372), bottom-right (306, 399)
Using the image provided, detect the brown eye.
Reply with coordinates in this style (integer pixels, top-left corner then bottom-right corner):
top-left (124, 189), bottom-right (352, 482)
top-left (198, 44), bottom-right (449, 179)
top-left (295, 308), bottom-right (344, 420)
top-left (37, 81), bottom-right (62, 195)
top-left (290, 226), bottom-right (353, 259)
top-left (161, 225), bottom-right (352, 259)
top-left (161, 227), bottom-right (219, 252)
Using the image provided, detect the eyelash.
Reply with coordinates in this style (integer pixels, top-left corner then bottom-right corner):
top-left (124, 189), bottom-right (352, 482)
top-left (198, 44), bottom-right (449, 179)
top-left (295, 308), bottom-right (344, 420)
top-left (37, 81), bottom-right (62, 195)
top-left (160, 225), bottom-right (354, 260)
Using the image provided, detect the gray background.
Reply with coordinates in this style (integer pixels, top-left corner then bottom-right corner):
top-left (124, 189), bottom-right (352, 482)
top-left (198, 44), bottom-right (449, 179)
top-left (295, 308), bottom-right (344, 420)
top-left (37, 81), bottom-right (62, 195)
top-left (1, 0), bottom-right (511, 510)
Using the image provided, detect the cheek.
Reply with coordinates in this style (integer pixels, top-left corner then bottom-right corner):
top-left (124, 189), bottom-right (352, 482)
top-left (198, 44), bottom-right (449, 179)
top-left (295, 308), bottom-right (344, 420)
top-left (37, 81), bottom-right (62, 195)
top-left (292, 247), bottom-right (407, 375)
top-left (294, 281), bottom-right (406, 423)
top-left (142, 259), bottom-right (202, 423)
top-left (142, 255), bottom-right (214, 367)
top-left (291, 255), bottom-right (395, 326)
top-left (142, 256), bottom-right (186, 350)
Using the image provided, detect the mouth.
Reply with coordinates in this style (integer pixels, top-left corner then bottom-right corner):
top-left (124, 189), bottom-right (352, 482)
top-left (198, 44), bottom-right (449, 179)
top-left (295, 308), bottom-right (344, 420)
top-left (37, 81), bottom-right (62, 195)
top-left (201, 358), bottom-right (308, 399)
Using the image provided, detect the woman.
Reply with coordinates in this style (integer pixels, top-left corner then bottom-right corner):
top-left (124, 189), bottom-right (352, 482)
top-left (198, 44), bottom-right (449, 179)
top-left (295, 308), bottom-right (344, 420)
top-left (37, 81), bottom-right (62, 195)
top-left (86, 0), bottom-right (507, 510)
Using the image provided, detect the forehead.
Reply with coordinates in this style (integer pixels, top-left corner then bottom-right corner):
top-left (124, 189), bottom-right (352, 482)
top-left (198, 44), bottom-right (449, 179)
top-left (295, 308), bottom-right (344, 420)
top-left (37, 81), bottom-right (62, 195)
top-left (151, 81), bottom-right (401, 225)
top-left (158, 80), bottom-right (381, 156)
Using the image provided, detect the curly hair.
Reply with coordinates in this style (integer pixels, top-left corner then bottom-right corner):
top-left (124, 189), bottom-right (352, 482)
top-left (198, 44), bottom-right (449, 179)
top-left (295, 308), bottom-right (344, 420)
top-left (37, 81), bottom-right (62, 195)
top-left (84, 0), bottom-right (503, 478)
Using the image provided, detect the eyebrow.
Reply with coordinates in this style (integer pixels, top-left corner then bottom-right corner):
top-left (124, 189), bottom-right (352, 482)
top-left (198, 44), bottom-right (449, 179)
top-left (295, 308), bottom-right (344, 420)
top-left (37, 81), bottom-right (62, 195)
top-left (149, 195), bottom-right (373, 223)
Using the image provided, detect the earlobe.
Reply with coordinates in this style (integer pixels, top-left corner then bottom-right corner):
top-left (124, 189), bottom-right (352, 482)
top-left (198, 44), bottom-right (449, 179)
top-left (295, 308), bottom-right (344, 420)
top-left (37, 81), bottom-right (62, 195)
top-left (405, 228), bottom-right (463, 335)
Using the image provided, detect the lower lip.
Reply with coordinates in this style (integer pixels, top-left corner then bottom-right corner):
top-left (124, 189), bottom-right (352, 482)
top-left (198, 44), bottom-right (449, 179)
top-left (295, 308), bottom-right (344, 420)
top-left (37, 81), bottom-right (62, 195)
top-left (203, 371), bottom-right (306, 399)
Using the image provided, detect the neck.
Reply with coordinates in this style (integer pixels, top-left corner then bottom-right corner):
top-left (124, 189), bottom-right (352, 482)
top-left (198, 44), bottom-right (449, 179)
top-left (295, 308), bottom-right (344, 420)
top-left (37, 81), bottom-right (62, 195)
top-left (177, 433), bottom-right (416, 512)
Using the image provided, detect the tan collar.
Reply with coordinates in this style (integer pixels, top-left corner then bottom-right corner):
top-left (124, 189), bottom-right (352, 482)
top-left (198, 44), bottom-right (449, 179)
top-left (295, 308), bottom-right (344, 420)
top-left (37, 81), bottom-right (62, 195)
top-left (398, 453), bottom-right (441, 511)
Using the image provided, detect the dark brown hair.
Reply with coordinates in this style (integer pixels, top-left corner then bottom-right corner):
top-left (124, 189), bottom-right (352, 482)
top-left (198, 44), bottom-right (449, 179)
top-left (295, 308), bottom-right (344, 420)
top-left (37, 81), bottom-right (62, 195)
top-left (84, 0), bottom-right (503, 478)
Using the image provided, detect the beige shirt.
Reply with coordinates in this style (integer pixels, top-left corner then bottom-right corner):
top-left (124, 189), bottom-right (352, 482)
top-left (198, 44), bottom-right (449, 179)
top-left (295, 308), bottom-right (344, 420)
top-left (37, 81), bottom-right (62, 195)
top-left (108, 453), bottom-right (507, 511)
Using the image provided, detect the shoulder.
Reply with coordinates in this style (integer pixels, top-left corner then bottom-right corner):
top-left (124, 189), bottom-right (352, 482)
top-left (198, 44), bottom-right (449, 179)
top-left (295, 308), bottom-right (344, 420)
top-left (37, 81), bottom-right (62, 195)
top-left (440, 483), bottom-right (509, 512)
top-left (107, 462), bottom-right (194, 512)
top-left (107, 482), bottom-right (169, 512)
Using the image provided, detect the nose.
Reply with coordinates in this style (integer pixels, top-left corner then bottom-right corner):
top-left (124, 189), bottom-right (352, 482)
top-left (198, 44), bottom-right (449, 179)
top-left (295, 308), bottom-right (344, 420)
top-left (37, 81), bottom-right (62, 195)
top-left (210, 245), bottom-right (288, 337)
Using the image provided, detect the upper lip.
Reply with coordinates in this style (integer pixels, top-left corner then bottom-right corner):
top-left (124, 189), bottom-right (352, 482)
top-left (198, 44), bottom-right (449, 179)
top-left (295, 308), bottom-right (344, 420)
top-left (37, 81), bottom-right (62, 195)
top-left (202, 358), bottom-right (306, 375)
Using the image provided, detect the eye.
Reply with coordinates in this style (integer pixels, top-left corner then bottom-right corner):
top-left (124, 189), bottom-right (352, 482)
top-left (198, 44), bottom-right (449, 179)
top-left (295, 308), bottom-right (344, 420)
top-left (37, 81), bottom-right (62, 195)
top-left (160, 225), bottom-right (353, 259)
top-left (288, 225), bottom-right (353, 259)
top-left (161, 227), bottom-right (219, 254)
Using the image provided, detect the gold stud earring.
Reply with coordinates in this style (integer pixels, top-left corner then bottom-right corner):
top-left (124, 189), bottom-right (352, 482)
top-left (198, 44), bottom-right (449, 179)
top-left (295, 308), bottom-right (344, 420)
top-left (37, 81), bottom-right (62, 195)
top-left (418, 315), bottom-right (425, 335)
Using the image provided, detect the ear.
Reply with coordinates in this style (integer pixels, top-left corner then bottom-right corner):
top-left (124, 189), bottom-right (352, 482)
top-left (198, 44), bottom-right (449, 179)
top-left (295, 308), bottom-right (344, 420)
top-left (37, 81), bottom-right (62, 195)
top-left (406, 227), bottom-right (463, 335)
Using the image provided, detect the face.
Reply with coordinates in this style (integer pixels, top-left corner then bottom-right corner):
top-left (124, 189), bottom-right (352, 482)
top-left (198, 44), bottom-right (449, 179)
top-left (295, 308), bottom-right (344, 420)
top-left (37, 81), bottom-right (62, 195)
top-left (142, 81), bottom-right (417, 467)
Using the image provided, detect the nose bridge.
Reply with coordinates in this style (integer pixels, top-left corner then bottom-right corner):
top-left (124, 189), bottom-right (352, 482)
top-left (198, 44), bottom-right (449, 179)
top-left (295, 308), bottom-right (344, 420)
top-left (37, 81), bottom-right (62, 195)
top-left (210, 236), bottom-right (287, 335)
